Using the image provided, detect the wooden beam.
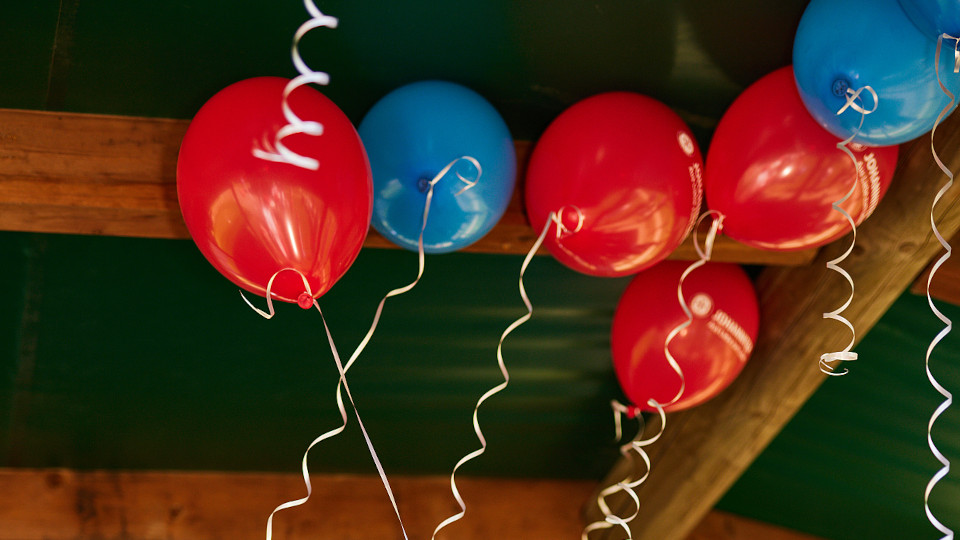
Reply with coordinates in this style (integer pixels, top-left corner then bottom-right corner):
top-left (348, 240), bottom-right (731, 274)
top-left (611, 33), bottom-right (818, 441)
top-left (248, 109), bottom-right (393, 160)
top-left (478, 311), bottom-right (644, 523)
top-left (588, 110), bottom-right (960, 540)
top-left (0, 108), bottom-right (815, 265)
top-left (0, 468), bottom-right (822, 540)
top-left (910, 230), bottom-right (960, 305)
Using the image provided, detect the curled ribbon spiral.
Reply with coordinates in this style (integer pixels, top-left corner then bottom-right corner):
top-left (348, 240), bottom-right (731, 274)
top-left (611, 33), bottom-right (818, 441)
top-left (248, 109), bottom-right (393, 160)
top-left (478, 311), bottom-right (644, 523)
top-left (582, 401), bottom-right (664, 540)
top-left (819, 85), bottom-right (878, 376)
top-left (582, 213), bottom-right (723, 540)
top-left (924, 33), bottom-right (957, 540)
top-left (240, 269), bottom-right (408, 540)
top-left (242, 157), bottom-right (481, 540)
top-left (432, 208), bottom-right (576, 539)
top-left (252, 0), bottom-right (338, 170)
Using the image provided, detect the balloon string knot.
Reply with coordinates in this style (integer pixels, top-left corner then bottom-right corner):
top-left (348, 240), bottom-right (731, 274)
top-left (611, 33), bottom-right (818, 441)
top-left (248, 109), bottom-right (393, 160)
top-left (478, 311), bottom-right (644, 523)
top-left (836, 85), bottom-right (878, 116)
top-left (554, 205), bottom-right (585, 240)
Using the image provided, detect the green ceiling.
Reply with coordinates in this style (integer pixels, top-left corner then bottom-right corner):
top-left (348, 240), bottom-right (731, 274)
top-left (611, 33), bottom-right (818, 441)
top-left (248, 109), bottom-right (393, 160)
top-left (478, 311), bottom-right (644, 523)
top-left (2, 1), bottom-right (959, 539)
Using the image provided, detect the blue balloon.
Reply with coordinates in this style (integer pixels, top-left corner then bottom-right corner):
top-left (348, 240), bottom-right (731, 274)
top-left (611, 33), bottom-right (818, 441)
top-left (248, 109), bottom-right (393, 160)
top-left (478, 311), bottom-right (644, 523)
top-left (899, 0), bottom-right (960, 38)
top-left (793, 0), bottom-right (960, 146)
top-left (358, 81), bottom-right (516, 253)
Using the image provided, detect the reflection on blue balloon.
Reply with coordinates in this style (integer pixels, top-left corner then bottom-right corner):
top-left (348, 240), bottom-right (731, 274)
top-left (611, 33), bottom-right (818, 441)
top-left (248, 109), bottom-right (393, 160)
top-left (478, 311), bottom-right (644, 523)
top-left (358, 81), bottom-right (516, 253)
top-left (793, 0), bottom-right (960, 145)
top-left (899, 0), bottom-right (960, 38)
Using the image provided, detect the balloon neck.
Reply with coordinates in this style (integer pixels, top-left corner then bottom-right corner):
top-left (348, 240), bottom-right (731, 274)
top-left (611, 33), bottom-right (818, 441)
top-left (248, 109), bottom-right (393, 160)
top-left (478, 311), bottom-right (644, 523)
top-left (296, 292), bottom-right (315, 310)
top-left (831, 78), bottom-right (850, 97)
top-left (417, 176), bottom-right (432, 193)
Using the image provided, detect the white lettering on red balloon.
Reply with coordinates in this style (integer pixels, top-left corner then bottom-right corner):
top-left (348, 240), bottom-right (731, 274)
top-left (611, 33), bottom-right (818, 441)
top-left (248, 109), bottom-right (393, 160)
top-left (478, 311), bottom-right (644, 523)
top-left (677, 131), bottom-right (695, 157)
top-left (706, 308), bottom-right (753, 362)
top-left (687, 161), bottom-right (703, 234)
top-left (854, 152), bottom-right (882, 222)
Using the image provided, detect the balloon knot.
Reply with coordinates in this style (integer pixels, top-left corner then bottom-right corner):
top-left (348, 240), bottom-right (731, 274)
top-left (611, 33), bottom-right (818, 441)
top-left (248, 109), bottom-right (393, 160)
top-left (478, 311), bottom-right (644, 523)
top-left (832, 78), bottom-right (850, 97)
top-left (626, 406), bottom-right (642, 419)
top-left (417, 176), bottom-right (431, 193)
top-left (297, 292), bottom-right (315, 310)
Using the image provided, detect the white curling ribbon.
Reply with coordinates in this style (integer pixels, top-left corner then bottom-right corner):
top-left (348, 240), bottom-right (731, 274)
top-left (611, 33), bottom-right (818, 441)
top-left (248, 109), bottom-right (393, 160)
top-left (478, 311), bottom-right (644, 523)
top-left (924, 33), bottom-right (957, 540)
top-left (253, 157), bottom-right (481, 540)
top-left (252, 0), bottom-right (338, 170)
top-left (583, 212), bottom-right (723, 540)
top-left (819, 85), bottom-right (879, 376)
top-left (239, 268), bottom-right (408, 540)
top-left (432, 208), bottom-right (569, 540)
top-left (661, 211), bottom-right (724, 407)
top-left (582, 401), bottom-right (667, 540)
top-left (344, 155), bottom-right (481, 386)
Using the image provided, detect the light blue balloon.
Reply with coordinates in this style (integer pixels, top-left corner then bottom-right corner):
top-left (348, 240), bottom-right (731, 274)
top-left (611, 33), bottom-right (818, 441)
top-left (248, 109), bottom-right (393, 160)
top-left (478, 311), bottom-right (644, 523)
top-left (358, 81), bottom-right (516, 253)
top-left (899, 0), bottom-right (960, 38)
top-left (793, 0), bottom-right (960, 146)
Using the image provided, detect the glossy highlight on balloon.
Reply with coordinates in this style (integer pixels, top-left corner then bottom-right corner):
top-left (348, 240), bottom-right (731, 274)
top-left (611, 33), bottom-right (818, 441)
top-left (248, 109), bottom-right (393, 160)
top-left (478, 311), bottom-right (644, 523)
top-left (612, 261), bottom-right (759, 413)
top-left (177, 77), bottom-right (373, 303)
top-left (706, 66), bottom-right (898, 251)
top-left (793, 0), bottom-right (960, 145)
top-left (899, 0), bottom-right (960, 38)
top-left (359, 81), bottom-right (516, 253)
top-left (525, 92), bottom-right (703, 277)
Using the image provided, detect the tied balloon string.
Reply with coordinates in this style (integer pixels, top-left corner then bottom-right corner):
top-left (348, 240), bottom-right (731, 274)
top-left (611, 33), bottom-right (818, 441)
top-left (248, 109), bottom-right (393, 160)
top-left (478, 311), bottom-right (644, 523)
top-left (583, 212), bottom-right (722, 540)
top-left (924, 33), bottom-right (957, 540)
top-left (662, 211), bottom-right (724, 407)
top-left (582, 401), bottom-right (665, 540)
top-left (346, 155), bottom-right (481, 395)
top-left (432, 208), bottom-right (575, 539)
top-left (239, 269), bottom-right (408, 540)
top-left (252, 0), bottom-right (337, 170)
top-left (243, 156), bottom-right (481, 540)
top-left (820, 85), bottom-right (878, 376)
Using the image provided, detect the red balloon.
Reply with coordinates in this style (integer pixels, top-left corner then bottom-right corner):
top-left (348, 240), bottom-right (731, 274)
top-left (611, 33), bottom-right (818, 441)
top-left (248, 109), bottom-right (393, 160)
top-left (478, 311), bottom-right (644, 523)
top-left (177, 77), bottom-right (372, 303)
top-left (612, 261), bottom-right (759, 412)
top-left (525, 93), bottom-right (703, 277)
top-left (705, 66), bottom-right (898, 251)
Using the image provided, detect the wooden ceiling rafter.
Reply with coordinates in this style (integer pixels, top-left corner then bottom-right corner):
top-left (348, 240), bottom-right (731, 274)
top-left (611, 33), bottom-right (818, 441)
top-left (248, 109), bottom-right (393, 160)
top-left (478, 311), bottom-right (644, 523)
top-left (0, 468), bottom-right (826, 540)
top-left (0, 108), bottom-right (817, 265)
top-left (589, 112), bottom-right (960, 539)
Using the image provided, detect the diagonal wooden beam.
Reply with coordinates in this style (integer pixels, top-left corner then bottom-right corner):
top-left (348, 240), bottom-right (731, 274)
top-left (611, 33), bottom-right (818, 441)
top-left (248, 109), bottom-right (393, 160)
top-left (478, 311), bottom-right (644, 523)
top-left (0, 108), bottom-right (815, 265)
top-left (588, 111), bottom-right (960, 539)
top-left (911, 229), bottom-right (960, 305)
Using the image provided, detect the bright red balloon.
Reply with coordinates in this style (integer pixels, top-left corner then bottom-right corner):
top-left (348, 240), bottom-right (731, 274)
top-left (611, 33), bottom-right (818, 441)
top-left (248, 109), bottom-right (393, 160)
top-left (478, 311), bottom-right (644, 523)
top-left (705, 66), bottom-right (898, 251)
top-left (177, 77), bottom-right (372, 303)
top-left (612, 261), bottom-right (759, 412)
top-left (525, 93), bottom-right (703, 277)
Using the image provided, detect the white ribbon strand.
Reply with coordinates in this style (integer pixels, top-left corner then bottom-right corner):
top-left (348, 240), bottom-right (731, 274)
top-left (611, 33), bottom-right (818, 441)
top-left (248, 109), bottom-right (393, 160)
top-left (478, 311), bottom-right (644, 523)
top-left (583, 212), bottom-right (722, 540)
top-left (819, 85), bottom-right (878, 376)
top-left (432, 209), bottom-right (570, 539)
top-left (252, 0), bottom-right (338, 170)
top-left (242, 157), bottom-right (480, 540)
top-left (239, 268), bottom-right (407, 540)
top-left (924, 33), bottom-right (957, 540)
top-left (582, 401), bottom-right (665, 540)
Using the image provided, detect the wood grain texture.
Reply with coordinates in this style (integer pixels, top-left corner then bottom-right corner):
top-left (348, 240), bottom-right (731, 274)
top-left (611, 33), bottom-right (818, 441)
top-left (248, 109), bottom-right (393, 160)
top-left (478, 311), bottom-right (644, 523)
top-left (0, 108), bottom-right (816, 264)
top-left (910, 230), bottom-right (960, 305)
top-left (0, 468), bottom-right (821, 540)
top-left (588, 111), bottom-right (960, 540)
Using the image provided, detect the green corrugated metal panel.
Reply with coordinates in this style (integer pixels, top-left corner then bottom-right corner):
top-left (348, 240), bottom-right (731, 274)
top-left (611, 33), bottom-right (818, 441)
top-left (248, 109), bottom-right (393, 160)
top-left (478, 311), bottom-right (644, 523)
top-left (0, 231), bottom-right (627, 478)
top-left (0, 3), bottom-right (60, 110)
top-left (0, 1), bottom-right (806, 139)
top-left (718, 293), bottom-right (960, 539)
